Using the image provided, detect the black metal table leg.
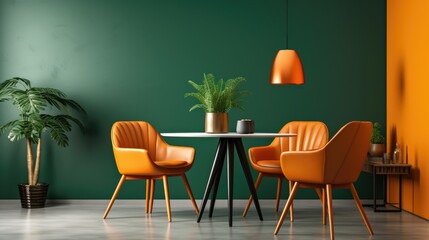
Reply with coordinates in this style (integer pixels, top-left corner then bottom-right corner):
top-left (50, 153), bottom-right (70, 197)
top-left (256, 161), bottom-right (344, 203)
top-left (227, 140), bottom-right (235, 227)
top-left (198, 137), bottom-right (264, 225)
top-left (383, 174), bottom-right (387, 207)
top-left (375, 174), bottom-right (402, 212)
top-left (209, 149), bottom-right (225, 218)
top-left (367, 169), bottom-right (402, 213)
top-left (233, 138), bottom-right (263, 221)
top-left (197, 139), bottom-right (227, 222)
top-left (361, 161), bottom-right (409, 212)
top-left (399, 175), bottom-right (402, 211)
top-left (373, 167), bottom-right (377, 211)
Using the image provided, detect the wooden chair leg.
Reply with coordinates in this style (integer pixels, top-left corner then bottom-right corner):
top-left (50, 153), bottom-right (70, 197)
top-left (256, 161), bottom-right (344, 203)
top-left (276, 178), bottom-right (283, 212)
top-left (181, 174), bottom-right (199, 214)
top-left (326, 184), bottom-right (334, 240)
top-left (350, 183), bottom-right (374, 235)
top-left (242, 173), bottom-right (263, 217)
top-left (145, 179), bottom-right (151, 214)
top-left (322, 188), bottom-right (326, 225)
top-left (274, 181), bottom-right (300, 235)
top-left (150, 179), bottom-right (155, 214)
top-left (289, 180), bottom-right (295, 222)
top-left (163, 176), bottom-right (172, 222)
top-left (103, 175), bottom-right (126, 219)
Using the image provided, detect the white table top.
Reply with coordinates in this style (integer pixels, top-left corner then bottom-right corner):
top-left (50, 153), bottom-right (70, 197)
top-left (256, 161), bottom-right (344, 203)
top-left (161, 132), bottom-right (297, 138)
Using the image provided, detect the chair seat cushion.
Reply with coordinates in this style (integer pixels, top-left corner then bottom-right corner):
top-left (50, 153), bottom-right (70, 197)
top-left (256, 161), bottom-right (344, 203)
top-left (155, 160), bottom-right (189, 168)
top-left (257, 160), bottom-right (281, 168)
top-left (251, 160), bottom-right (282, 175)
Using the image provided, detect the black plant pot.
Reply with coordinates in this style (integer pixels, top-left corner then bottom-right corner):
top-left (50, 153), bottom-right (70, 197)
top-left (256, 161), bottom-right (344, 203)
top-left (18, 183), bottom-right (49, 208)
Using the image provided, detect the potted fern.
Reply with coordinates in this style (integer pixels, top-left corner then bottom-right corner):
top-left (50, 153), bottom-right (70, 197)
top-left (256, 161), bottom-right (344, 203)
top-left (185, 73), bottom-right (247, 133)
top-left (0, 77), bottom-right (85, 208)
top-left (368, 122), bottom-right (385, 157)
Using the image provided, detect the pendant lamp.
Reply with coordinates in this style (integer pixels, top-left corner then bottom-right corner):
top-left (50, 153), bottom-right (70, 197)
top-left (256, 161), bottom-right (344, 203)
top-left (269, 0), bottom-right (304, 85)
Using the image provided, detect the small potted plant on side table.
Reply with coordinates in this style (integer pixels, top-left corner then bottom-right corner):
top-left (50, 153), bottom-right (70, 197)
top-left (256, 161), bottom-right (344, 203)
top-left (0, 77), bottom-right (86, 208)
top-left (368, 122), bottom-right (385, 157)
top-left (185, 73), bottom-right (248, 133)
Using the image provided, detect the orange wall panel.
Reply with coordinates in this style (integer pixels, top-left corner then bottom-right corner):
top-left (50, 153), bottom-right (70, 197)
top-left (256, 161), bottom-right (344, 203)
top-left (387, 0), bottom-right (429, 219)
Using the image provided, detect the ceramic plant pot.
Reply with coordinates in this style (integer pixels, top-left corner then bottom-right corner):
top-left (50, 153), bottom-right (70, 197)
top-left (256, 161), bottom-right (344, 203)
top-left (18, 183), bottom-right (49, 208)
top-left (368, 143), bottom-right (385, 157)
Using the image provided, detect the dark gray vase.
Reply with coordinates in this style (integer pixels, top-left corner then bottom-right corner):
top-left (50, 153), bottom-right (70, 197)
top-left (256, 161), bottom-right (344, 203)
top-left (236, 119), bottom-right (255, 134)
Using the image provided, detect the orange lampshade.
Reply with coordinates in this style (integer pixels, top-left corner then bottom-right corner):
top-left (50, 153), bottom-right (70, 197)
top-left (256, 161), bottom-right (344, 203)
top-left (270, 50), bottom-right (305, 85)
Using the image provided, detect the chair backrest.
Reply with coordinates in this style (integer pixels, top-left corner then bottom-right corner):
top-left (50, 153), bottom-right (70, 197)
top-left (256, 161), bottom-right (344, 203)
top-left (111, 121), bottom-right (167, 162)
top-left (324, 121), bottom-right (372, 184)
top-left (270, 121), bottom-right (329, 157)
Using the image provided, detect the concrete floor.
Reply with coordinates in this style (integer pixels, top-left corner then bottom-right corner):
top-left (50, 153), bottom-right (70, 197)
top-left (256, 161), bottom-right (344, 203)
top-left (0, 199), bottom-right (428, 240)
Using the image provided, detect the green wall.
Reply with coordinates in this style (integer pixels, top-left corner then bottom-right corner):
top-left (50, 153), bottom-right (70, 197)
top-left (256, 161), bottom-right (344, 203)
top-left (0, 0), bottom-right (386, 200)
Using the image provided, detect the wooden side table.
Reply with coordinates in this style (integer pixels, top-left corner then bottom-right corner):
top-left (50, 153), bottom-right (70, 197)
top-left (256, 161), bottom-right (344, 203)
top-left (362, 159), bottom-right (411, 212)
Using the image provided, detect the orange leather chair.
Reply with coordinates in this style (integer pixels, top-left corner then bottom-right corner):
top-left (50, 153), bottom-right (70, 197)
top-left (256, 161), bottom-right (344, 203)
top-left (243, 121), bottom-right (328, 219)
top-left (274, 121), bottom-right (374, 240)
top-left (103, 121), bottom-right (199, 221)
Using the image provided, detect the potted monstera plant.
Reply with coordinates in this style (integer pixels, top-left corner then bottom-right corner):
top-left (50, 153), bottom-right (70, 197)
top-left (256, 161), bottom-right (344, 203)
top-left (0, 77), bottom-right (85, 208)
top-left (185, 73), bottom-right (247, 133)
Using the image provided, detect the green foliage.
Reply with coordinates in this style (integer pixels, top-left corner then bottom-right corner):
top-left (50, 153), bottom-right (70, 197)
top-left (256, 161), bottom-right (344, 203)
top-left (371, 122), bottom-right (385, 144)
top-left (184, 73), bottom-right (248, 113)
top-left (0, 77), bottom-right (86, 147)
